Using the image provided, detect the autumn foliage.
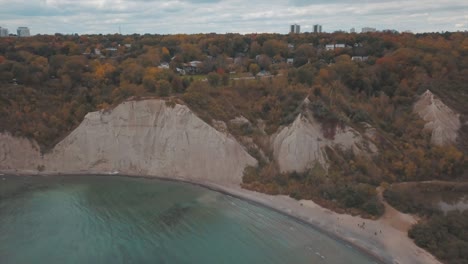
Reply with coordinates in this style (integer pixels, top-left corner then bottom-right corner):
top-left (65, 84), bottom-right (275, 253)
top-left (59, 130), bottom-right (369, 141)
top-left (0, 31), bottom-right (466, 202)
top-left (1, 32), bottom-right (467, 262)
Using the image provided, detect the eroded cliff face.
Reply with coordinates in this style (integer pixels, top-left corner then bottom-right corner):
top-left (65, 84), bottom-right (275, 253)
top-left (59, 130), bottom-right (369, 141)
top-left (272, 113), bottom-right (377, 173)
top-left (0, 99), bottom-right (257, 184)
top-left (0, 133), bottom-right (42, 171)
top-left (1, 97), bottom-right (383, 182)
top-left (414, 90), bottom-right (461, 146)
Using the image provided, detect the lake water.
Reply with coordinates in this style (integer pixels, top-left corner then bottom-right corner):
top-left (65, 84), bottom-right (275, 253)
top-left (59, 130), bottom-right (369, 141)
top-left (0, 175), bottom-right (376, 264)
top-left (438, 196), bottom-right (468, 214)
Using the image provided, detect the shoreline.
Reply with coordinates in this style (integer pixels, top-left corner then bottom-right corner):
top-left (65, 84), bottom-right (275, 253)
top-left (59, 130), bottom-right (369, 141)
top-left (1, 171), bottom-right (441, 264)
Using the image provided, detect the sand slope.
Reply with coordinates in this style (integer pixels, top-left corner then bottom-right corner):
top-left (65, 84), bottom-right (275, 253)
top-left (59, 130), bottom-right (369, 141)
top-left (0, 133), bottom-right (42, 171)
top-left (272, 112), bottom-right (377, 173)
top-left (0, 99), bottom-right (257, 184)
top-left (414, 90), bottom-right (461, 145)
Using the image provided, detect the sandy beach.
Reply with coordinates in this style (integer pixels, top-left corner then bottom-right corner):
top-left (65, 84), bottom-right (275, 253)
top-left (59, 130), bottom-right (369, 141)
top-left (1, 171), bottom-right (441, 264)
top-left (202, 182), bottom-right (441, 264)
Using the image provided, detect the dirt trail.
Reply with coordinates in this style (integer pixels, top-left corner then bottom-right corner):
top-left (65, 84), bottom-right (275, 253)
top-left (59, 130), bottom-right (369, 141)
top-left (377, 186), bottom-right (417, 232)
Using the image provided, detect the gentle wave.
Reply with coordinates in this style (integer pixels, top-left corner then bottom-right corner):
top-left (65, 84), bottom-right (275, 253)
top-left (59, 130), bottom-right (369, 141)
top-left (0, 175), bottom-right (375, 264)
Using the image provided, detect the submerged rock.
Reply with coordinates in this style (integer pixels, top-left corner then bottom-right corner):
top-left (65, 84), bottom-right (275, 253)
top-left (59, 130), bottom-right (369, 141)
top-left (158, 203), bottom-right (191, 227)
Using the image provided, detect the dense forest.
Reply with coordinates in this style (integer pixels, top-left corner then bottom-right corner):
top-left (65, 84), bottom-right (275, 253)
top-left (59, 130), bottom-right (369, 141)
top-left (385, 182), bottom-right (468, 263)
top-left (1, 31), bottom-right (467, 263)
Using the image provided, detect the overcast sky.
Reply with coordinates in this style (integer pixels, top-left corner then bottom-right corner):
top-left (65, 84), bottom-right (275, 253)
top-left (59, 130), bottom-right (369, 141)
top-left (0, 0), bottom-right (467, 35)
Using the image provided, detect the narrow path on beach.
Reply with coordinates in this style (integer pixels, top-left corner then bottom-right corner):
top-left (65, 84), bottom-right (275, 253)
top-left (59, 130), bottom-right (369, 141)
top-left (376, 186), bottom-right (417, 232)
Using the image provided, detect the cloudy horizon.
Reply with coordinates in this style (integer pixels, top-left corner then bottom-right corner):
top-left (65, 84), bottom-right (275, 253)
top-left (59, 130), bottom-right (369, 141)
top-left (0, 0), bottom-right (467, 35)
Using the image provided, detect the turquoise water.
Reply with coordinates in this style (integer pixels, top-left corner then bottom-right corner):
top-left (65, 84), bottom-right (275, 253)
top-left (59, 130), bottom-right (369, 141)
top-left (0, 175), bottom-right (376, 264)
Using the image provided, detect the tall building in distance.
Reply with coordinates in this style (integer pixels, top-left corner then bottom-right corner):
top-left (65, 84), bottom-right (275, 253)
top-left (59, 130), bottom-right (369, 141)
top-left (0, 27), bottom-right (8, 37)
top-left (290, 24), bottom-right (300, 34)
top-left (361, 27), bottom-right (376, 33)
top-left (350, 27), bottom-right (356, 33)
top-left (313, 24), bottom-right (322, 33)
top-left (17, 27), bottom-right (30, 37)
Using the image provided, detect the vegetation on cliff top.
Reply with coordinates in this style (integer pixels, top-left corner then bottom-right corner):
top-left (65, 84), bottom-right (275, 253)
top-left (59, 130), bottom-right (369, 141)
top-left (1, 31), bottom-right (467, 262)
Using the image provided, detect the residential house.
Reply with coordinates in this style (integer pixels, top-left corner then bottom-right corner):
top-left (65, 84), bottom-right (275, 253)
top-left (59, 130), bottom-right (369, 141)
top-left (158, 62), bottom-right (170, 69)
top-left (256, 71), bottom-right (271, 77)
top-left (362, 27), bottom-right (377, 33)
top-left (181, 61), bottom-right (203, 74)
top-left (325, 44), bottom-right (348, 51)
top-left (351, 56), bottom-right (369, 62)
top-left (325, 44), bottom-right (335, 51)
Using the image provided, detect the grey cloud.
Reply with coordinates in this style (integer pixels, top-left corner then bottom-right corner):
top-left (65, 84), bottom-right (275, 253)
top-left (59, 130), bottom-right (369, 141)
top-left (0, 0), bottom-right (466, 34)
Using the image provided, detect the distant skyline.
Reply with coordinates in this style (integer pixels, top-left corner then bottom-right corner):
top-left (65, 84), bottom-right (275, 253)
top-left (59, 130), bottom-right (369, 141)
top-left (0, 0), bottom-right (467, 35)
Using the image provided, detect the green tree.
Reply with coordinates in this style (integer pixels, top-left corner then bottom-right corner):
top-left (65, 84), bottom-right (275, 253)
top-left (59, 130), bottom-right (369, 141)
top-left (157, 80), bottom-right (171, 97)
top-left (207, 72), bottom-right (220, 87)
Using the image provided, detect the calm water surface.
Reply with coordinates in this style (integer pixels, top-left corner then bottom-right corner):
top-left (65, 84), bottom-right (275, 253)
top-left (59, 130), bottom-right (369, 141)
top-left (0, 175), bottom-right (376, 264)
top-left (438, 196), bottom-right (468, 214)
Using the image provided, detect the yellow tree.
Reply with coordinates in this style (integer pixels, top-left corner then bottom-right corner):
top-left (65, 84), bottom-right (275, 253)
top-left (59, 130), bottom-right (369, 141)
top-left (161, 47), bottom-right (171, 62)
top-left (93, 62), bottom-right (116, 81)
top-left (142, 67), bottom-right (163, 92)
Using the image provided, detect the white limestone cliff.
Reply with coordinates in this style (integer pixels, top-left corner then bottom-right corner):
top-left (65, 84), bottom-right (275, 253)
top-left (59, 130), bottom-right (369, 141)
top-left (0, 99), bottom-right (257, 184)
top-left (272, 113), bottom-right (377, 173)
top-left (0, 133), bottom-right (42, 171)
top-left (414, 90), bottom-right (461, 145)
